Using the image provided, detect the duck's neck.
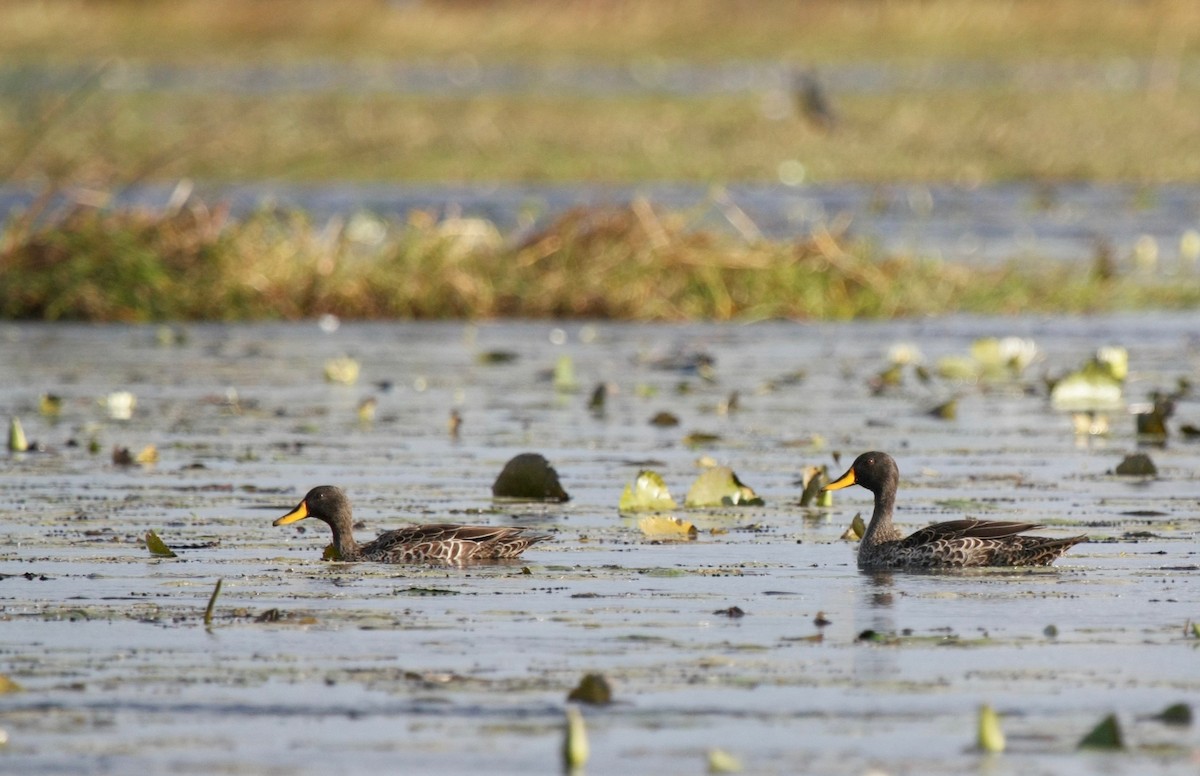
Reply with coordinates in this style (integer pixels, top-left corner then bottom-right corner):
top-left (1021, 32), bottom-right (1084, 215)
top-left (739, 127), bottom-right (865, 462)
top-left (861, 487), bottom-right (901, 547)
top-left (327, 521), bottom-right (362, 561)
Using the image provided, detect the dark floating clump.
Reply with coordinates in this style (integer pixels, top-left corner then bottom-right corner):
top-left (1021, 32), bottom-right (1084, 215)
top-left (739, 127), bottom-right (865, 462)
top-left (492, 453), bottom-right (570, 502)
top-left (713, 606), bottom-right (745, 618)
top-left (1114, 452), bottom-right (1156, 476)
top-left (1078, 713), bottom-right (1124, 749)
top-left (567, 673), bottom-right (612, 705)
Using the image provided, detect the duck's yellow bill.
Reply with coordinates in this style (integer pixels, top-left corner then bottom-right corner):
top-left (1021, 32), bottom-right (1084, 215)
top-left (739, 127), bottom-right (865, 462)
top-left (273, 500), bottom-right (309, 526)
top-left (822, 467), bottom-right (856, 492)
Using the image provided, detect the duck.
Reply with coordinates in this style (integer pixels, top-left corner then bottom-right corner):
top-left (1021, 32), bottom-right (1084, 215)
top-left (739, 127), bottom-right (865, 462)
top-left (822, 452), bottom-right (1086, 569)
top-left (273, 485), bottom-right (551, 563)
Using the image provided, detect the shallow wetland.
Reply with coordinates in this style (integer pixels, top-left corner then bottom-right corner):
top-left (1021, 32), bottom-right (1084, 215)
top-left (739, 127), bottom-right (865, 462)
top-left (1, 316), bottom-right (1198, 774)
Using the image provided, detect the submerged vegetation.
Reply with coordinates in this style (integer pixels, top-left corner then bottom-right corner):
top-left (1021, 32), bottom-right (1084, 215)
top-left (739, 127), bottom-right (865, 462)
top-left (3, 199), bottom-right (1198, 322)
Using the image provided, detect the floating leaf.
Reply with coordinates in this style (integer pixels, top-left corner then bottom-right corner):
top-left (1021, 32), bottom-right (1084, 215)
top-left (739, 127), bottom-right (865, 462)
top-left (650, 411), bottom-right (680, 427)
top-left (1114, 453), bottom-right (1156, 477)
top-left (1152, 703), bottom-right (1192, 726)
top-left (134, 444), bottom-right (158, 464)
top-left (567, 673), bottom-right (612, 705)
top-left (619, 470), bottom-right (678, 512)
top-left (1051, 347), bottom-right (1127, 411)
top-left (637, 515), bottom-right (697, 540)
top-left (8, 418), bottom-right (27, 453)
top-left (323, 357), bottom-right (360, 385)
top-left (357, 397), bottom-right (377, 423)
top-left (204, 578), bottom-right (222, 627)
top-left (492, 453), bottom-right (570, 502)
top-left (477, 350), bottom-right (518, 365)
top-left (145, 530), bottom-right (178, 558)
top-left (840, 513), bottom-right (866, 541)
top-left (0, 674), bottom-right (22, 694)
top-left (588, 383), bottom-right (607, 412)
top-left (684, 431), bottom-right (721, 447)
top-left (38, 394), bottom-right (62, 418)
top-left (1078, 713), bottom-right (1124, 749)
top-left (105, 391), bottom-right (136, 420)
top-left (926, 398), bottom-right (957, 420)
top-left (798, 465), bottom-right (828, 506)
top-left (685, 467), bottom-right (764, 507)
top-left (936, 355), bottom-right (978, 381)
top-left (448, 409), bottom-right (462, 438)
top-left (562, 706), bottom-right (589, 770)
top-left (707, 748), bottom-right (743, 773)
top-left (1135, 396), bottom-right (1173, 439)
top-left (977, 704), bottom-right (1006, 753)
top-left (553, 355), bottom-right (579, 393)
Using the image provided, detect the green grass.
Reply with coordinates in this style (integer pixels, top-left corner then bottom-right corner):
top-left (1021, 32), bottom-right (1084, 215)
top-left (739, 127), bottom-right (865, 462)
top-left (1, 0), bottom-right (1199, 186)
top-left (3, 202), bottom-right (1197, 322)
top-left (6, 89), bottom-right (1200, 186)
top-left (1, 0), bottom-right (1196, 65)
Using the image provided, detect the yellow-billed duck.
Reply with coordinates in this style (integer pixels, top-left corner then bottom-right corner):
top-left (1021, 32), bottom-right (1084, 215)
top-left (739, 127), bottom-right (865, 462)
top-left (823, 452), bottom-right (1086, 569)
top-left (274, 485), bottom-right (551, 563)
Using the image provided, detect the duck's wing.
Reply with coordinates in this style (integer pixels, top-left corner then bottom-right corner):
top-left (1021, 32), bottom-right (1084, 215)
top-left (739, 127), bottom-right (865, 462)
top-left (901, 518), bottom-right (1044, 547)
top-left (364, 523), bottom-right (550, 563)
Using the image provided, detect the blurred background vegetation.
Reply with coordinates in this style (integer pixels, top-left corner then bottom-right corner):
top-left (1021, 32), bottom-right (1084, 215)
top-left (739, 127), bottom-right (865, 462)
top-left (1, 0), bottom-right (1198, 320)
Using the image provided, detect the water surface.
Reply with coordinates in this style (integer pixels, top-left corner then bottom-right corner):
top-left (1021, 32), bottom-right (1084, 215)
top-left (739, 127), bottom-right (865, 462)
top-left (1, 316), bottom-right (1198, 774)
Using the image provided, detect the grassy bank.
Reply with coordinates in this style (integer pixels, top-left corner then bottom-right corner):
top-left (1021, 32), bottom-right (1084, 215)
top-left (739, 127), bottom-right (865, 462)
top-left (2, 201), bottom-right (1196, 322)
top-left (2, 1), bottom-right (1199, 186)
top-left (7, 90), bottom-right (1200, 185)
top-left (2, 0), bottom-right (1195, 65)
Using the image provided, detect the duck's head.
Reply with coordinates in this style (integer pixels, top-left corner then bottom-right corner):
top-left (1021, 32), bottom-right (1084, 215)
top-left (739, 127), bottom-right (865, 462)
top-left (823, 451), bottom-right (898, 496)
top-left (273, 485), bottom-right (352, 529)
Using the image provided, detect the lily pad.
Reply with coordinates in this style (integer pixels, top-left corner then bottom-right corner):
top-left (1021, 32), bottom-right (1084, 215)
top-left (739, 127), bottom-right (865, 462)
top-left (685, 467), bottom-right (764, 507)
top-left (976, 704), bottom-right (1005, 753)
top-left (707, 748), bottom-right (743, 774)
top-left (567, 673), bottom-right (613, 705)
top-left (650, 411), bottom-right (680, 427)
top-left (619, 470), bottom-right (678, 512)
top-left (637, 515), bottom-right (697, 540)
top-left (798, 466), bottom-right (830, 507)
top-left (492, 453), bottom-right (570, 502)
top-left (323, 356), bottom-right (360, 385)
top-left (8, 417), bottom-right (27, 453)
top-left (1078, 713), bottom-right (1124, 749)
top-left (840, 513), bottom-right (866, 541)
top-left (145, 530), bottom-right (178, 558)
top-left (1051, 347), bottom-right (1128, 411)
top-left (1152, 702), bottom-right (1192, 726)
top-left (553, 355), bottom-right (579, 393)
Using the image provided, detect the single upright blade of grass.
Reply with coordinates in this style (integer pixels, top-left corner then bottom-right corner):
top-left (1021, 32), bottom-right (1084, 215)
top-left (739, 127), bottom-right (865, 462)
top-left (145, 530), bottom-right (178, 558)
top-left (204, 578), bottom-right (223, 627)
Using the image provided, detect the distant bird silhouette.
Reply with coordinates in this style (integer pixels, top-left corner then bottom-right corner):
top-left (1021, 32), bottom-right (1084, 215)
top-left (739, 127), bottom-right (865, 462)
top-left (792, 68), bottom-right (837, 133)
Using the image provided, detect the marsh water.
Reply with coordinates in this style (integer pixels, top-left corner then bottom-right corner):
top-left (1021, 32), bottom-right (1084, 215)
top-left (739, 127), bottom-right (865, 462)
top-left (1, 315), bottom-right (1199, 775)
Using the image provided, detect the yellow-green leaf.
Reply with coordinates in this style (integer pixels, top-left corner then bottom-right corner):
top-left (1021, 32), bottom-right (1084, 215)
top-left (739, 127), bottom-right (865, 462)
top-left (638, 514), bottom-right (697, 540)
top-left (685, 466), bottom-right (763, 507)
top-left (619, 470), bottom-right (678, 512)
top-left (977, 704), bottom-right (1005, 753)
top-left (145, 530), bottom-right (178, 558)
top-left (563, 706), bottom-right (589, 770)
